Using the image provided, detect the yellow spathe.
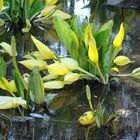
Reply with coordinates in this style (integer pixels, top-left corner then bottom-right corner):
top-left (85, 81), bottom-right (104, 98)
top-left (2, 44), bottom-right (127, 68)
top-left (113, 23), bottom-right (125, 49)
top-left (0, 0), bottom-right (3, 13)
top-left (79, 111), bottom-right (95, 125)
top-left (88, 41), bottom-right (98, 65)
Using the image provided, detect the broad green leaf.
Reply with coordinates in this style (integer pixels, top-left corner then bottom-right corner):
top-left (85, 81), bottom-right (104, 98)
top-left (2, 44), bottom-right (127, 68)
top-left (70, 15), bottom-right (80, 38)
top-left (47, 61), bottom-right (69, 76)
top-left (60, 58), bottom-right (79, 71)
top-left (114, 56), bottom-right (133, 66)
top-left (28, 67), bottom-right (44, 104)
top-left (29, 0), bottom-right (44, 19)
top-left (53, 17), bottom-right (72, 54)
top-left (102, 44), bottom-right (113, 74)
top-left (98, 20), bottom-right (114, 32)
top-left (0, 96), bottom-right (26, 109)
top-left (51, 10), bottom-right (71, 19)
top-left (95, 30), bottom-right (111, 48)
top-left (31, 35), bottom-right (56, 60)
top-left (0, 42), bottom-right (17, 56)
top-left (44, 80), bottom-right (64, 89)
top-left (19, 59), bottom-right (47, 71)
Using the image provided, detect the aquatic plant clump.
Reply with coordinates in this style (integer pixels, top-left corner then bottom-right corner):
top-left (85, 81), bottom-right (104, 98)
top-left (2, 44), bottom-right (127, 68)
top-left (0, 0), bottom-right (71, 33)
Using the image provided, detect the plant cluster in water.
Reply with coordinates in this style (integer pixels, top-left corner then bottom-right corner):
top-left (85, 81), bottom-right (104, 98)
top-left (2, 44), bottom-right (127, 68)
top-left (0, 0), bottom-right (140, 137)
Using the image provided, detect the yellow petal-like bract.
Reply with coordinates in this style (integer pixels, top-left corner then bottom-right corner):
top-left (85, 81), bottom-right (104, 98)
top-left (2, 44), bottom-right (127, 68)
top-left (0, 96), bottom-right (26, 109)
top-left (19, 59), bottom-right (47, 71)
top-left (45, 0), bottom-right (58, 5)
top-left (113, 23), bottom-right (125, 49)
top-left (47, 62), bottom-right (69, 76)
top-left (60, 58), bottom-right (79, 71)
top-left (79, 111), bottom-right (95, 125)
top-left (88, 41), bottom-right (98, 65)
top-left (31, 35), bottom-right (56, 60)
top-left (0, 77), bottom-right (10, 92)
top-left (114, 56), bottom-right (132, 66)
top-left (0, 0), bottom-right (3, 13)
top-left (44, 80), bottom-right (64, 89)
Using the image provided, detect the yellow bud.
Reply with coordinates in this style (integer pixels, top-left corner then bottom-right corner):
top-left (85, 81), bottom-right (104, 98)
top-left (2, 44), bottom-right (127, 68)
top-left (114, 56), bottom-right (133, 66)
top-left (88, 40), bottom-right (98, 65)
top-left (113, 23), bottom-right (125, 49)
top-left (0, 0), bottom-right (3, 13)
top-left (79, 111), bottom-right (95, 125)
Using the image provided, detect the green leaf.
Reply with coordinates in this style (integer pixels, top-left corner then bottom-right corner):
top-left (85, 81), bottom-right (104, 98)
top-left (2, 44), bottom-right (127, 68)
top-left (0, 56), bottom-right (7, 77)
top-left (28, 67), bottom-right (44, 104)
top-left (70, 15), bottom-right (80, 38)
top-left (29, 0), bottom-right (44, 20)
top-left (13, 70), bottom-right (25, 99)
top-left (53, 17), bottom-right (72, 54)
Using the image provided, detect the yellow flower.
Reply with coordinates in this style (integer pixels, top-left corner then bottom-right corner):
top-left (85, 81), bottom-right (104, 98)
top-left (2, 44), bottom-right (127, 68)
top-left (113, 23), bottom-right (125, 49)
top-left (79, 111), bottom-right (95, 125)
top-left (114, 56), bottom-right (133, 66)
top-left (45, 0), bottom-right (58, 5)
top-left (88, 40), bottom-right (98, 65)
top-left (0, 0), bottom-right (3, 13)
top-left (47, 62), bottom-right (70, 76)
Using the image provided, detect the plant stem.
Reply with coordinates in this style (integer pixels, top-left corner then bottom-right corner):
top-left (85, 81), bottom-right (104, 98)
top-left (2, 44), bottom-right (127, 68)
top-left (77, 67), bottom-right (99, 81)
top-left (96, 64), bottom-right (106, 84)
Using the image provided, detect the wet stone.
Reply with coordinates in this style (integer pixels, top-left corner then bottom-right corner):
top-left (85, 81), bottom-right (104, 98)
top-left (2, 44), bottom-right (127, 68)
top-left (7, 116), bottom-right (35, 140)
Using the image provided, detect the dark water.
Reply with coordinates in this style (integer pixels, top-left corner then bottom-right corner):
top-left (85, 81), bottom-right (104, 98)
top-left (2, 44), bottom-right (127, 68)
top-left (1, 0), bottom-right (140, 140)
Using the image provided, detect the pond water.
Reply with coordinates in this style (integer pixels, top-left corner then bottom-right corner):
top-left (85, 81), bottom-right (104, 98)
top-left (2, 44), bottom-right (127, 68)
top-left (1, 0), bottom-right (140, 140)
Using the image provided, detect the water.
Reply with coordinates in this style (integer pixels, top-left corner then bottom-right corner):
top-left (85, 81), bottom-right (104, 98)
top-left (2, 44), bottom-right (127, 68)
top-left (1, 0), bottom-right (140, 139)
